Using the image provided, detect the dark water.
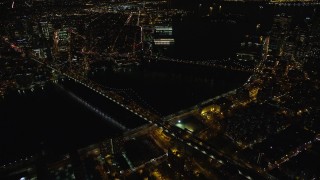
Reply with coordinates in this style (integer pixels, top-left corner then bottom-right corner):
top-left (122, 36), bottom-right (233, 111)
top-left (164, 2), bottom-right (317, 59)
top-left (160, 2), bottom-right (273, 59)
top-left (0, 84), bottom-right (122, 165)
top-left (90, 61), bottom-right (250, 115)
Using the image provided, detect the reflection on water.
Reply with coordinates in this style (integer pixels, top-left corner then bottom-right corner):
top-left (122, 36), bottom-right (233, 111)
top-left (0, 84), bottom-right (122, 165)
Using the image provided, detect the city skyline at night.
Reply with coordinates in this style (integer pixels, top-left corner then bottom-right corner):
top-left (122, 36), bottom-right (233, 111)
top-left (1, 0), bottom-right (320, 179)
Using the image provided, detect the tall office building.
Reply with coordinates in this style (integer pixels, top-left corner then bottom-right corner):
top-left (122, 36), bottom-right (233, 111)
top-left (40, 21), bottom-right (53, 40)
top-left (153, 26), bottom-right (174, 46)
top-left (53, 27), bottom-right (70, 54)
